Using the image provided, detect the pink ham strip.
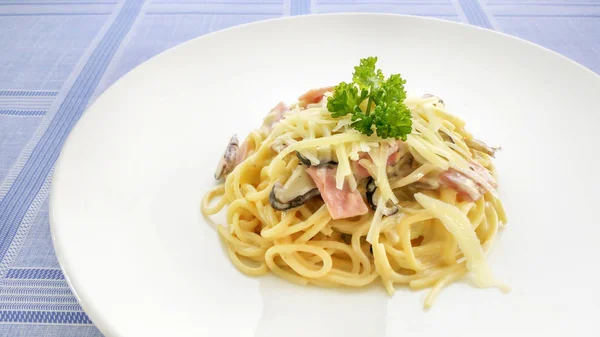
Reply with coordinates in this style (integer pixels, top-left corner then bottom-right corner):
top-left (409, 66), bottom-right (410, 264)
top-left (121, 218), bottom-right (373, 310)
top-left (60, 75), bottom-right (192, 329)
top-left (261, 102), bottom-right (289, 132)
top-left (440, 162), bottom-right (496, 202)
top-left (351, 140), bottom-right (406, 179)
top-left (298, 86), bottom-right (334, 107)
top-left (352, 158), bottom-right (371, 179)
top-left (306, 166), bottom-right (369, 220)
top-left (468, 160), bottom-right (497, 188)
top-left (440, 169), bottom-right (484, 201)
top-left (387, 151), bottom-right (401, 165)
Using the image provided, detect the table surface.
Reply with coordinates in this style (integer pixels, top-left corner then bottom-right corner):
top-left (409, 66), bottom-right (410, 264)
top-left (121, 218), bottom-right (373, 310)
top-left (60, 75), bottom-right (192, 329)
top-left (0, 0), bottom-right (599, 336)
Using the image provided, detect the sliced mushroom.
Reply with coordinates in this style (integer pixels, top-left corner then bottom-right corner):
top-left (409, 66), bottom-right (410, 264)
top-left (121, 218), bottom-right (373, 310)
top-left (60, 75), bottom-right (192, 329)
top-left (340, 233), bottom-right (352, 244)
top-left (271, 137), bottom-right (287, 153)
top-left (387, 153), bottom-right (413, 178)
top-left (269, 165), bottom-right (320, 211)
top-left (366, 178), bottom-right (398, 216)
top-left (465, 138), bottom-right (499, 157)
top-left (214, 135), bottom-right (239, 180)
top-left (440, 130), bottom-right (454, 144)
top-left (422, 93), bottom-right (445, 108)
top-left (296, 151), bottom-right (337, 168)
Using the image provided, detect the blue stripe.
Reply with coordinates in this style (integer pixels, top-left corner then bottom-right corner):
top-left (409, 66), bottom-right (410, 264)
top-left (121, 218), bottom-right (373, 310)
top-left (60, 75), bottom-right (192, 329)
top-left (290, 0), bottom-right (310, 15)
top-left (6, 268), bottom-right (65, 280)
top-left (0, 0), bottom-right (144, 264)
top-left (0, 279), bottom-right (69, 288)
top-left (0, 110), bottom-right (46, 116)
top-left (0, 311), bottom-right (92, 324)
top-left (146, 11), bottom-right (280, 15)
top-left (0, 91), bottom-right (57, 97)
top-left (0, 12), bottom-right (110, 16)
top-left (495, 14), bottom-right (600, 17)
top-left (152, 1), bottom-right (281, 3)
top-left (457, 0), bottom-right (492, 28)
top-left (0, 1), bottom-right (117, 5)
top-left (0, 303), bottom-right (84, 312)
top-left (487, 2), bottom-right (600, 6)
top-left (318, 1), bottom-right (449, 4)
top-left (0, 295), bottom-right (78, 304)
top-left (0, 287), bottom-right (73, 296)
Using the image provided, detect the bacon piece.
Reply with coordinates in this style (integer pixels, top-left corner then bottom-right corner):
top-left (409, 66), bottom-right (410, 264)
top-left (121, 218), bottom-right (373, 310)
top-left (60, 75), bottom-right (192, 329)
top-left (352, 158), bottom-right (371, 179)
top-left (469, 161), bottom-right (497, 189)
top-left (352, 140), bottom-right (406, 179)
top-left (387, 151), bottom-right (401, 165)
top-left (261, 102), bottom-right (289, 132)
top-left (306, 166), bottom-right (369, 219)
top-left (440, 169), bottom-right (484, 201)
top-left (298, 86), bottom-right (334, 107)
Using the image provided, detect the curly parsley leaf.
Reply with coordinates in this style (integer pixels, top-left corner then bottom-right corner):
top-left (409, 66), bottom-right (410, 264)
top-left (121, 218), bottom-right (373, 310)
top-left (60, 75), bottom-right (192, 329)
top-left (372, 103), bottom-right (412, 141)
top-left (350, 111), bottom-right (374, 136)
top-left (327, 57), bottom-right (412, 140)
top-left (377, 74), bottom-right (407, 105)
top-left (352, 57), bottom-right (384, 90)
top-left (327, 82), bottom-right (368, 118)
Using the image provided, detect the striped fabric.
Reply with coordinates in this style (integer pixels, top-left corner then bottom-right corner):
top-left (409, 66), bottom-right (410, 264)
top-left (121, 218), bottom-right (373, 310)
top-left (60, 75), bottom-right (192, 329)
top-left (0, 0), bottom-right (598, 335)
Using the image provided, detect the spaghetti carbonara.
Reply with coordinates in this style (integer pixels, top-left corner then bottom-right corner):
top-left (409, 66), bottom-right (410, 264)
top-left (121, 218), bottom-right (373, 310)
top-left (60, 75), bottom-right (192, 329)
top-left (202, 57), bottom-right (508, 307)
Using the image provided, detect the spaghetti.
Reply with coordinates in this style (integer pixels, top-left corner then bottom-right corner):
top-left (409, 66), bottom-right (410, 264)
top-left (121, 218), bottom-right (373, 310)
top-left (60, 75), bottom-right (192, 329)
top-left (202, 63), bottom-right (507, 308)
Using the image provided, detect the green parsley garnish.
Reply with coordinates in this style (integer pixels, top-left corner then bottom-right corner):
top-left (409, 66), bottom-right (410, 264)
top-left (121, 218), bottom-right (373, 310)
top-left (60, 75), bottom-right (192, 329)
top-left (327, 57), bottom-right (412, 140)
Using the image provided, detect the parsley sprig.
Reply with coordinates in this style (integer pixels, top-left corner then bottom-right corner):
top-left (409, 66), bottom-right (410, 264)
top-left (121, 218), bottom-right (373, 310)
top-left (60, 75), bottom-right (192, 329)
top-left (327, 57), bottom-right (412, 140)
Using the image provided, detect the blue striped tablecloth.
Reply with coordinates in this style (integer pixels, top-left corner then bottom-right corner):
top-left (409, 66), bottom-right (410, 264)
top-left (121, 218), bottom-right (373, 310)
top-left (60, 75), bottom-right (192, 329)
top-left (0, 0), bottom-right (598, 336)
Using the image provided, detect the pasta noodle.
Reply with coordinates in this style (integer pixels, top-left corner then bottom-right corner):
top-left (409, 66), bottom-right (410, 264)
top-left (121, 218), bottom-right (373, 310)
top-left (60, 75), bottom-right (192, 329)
top-left (202, 89), bottom-right (508, 308)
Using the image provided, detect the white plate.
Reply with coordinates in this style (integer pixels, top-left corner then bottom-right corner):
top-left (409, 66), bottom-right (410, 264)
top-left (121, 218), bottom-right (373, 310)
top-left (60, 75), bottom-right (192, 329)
top-left (50, 13), bottom-right (600, 337)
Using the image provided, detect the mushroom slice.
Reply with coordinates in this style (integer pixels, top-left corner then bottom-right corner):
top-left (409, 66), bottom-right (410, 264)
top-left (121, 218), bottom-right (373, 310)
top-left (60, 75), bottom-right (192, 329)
top-left (387, 153), bottom-right (413, 178)
top-left (365, 178), bottom-right (398, 216)
top-left (296, 151), bottom-right (337, 168)
top-left (439, 129), bottom-right (454, 143)
top-left (214, 135), bottom-right (239, 180)
top-left (465, 138), bottom-right (498, 157)
top-left (422, 93), bottom-right (445, 108)
top-left (271, 137), bottom-right (287, 153)
top-left (269, 165), bottom-right (320, 211)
